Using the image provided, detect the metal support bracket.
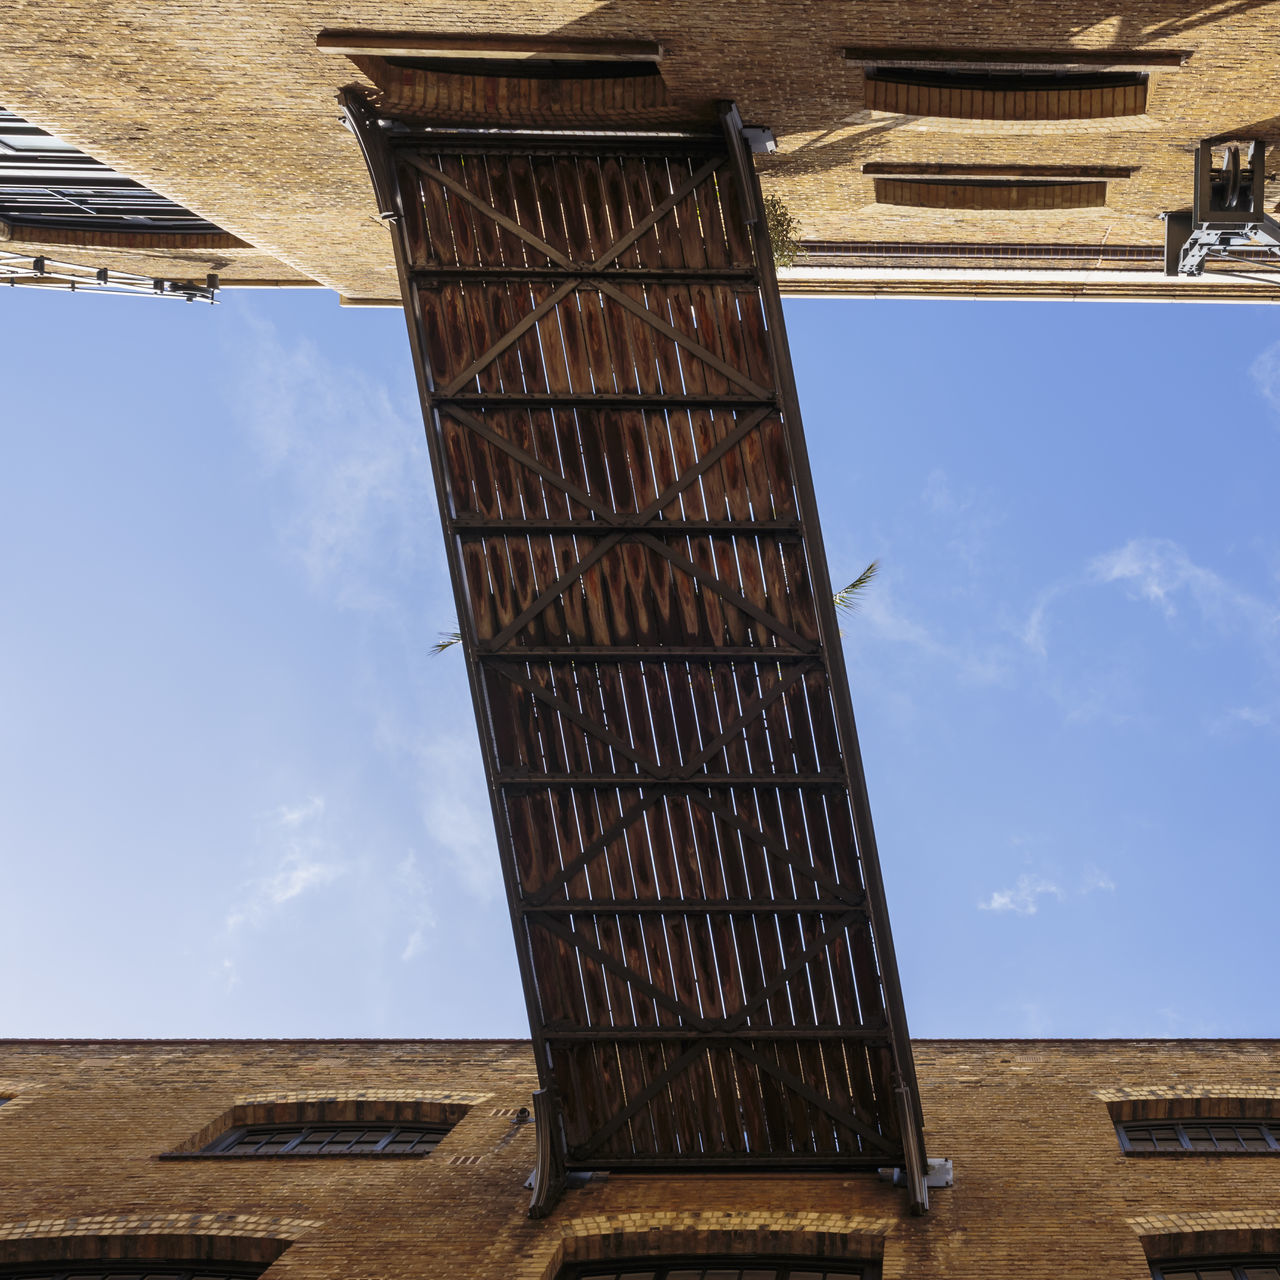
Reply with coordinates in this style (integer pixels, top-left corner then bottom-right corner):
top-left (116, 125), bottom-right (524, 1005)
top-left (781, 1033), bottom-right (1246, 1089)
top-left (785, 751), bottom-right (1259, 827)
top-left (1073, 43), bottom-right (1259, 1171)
top-left (1164, 139), bottom-right (1280, 278)
top-left (527, 1087), bottom-right (566, 1219)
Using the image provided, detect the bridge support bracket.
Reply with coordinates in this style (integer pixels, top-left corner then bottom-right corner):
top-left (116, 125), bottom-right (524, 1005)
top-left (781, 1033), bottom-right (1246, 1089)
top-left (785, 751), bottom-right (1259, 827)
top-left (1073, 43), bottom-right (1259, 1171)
top-left (527, 1087), bottom-right (566, 1219)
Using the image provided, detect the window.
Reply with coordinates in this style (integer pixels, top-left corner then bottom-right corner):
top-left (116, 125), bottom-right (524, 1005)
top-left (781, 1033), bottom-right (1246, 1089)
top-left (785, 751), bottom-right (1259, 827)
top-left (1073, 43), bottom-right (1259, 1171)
top-left (1119, 1119), bottom-right (1280, 1153)
top-left (1152, 1261), bottom-right (1280, 1279)
top-left (161, 1094), bottom-right (468, 1159)
top-left (861, 68), bottom-right (1147, 120)
top-left (564, 1263), bottom-right (878, 1280)
top-left (0, 107), bottom-right (223, 233)
top-left (199, 1122), bottom-right (450, 1157)
top-left (873, 178), bottom-right (1107, 210)
top-left (0, 1268), bottom-right (266, 1280)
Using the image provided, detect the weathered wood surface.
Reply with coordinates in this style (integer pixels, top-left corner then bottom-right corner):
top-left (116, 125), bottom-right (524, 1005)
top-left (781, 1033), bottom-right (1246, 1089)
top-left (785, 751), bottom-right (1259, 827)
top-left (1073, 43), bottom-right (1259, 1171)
top-left (367, 117), bottom-right (921, 1172)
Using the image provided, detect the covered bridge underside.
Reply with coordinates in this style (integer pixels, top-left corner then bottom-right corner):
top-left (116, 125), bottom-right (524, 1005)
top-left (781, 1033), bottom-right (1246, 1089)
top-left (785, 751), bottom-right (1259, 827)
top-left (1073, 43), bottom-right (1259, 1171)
top-left (344, 78), bottom-right (926, 1214)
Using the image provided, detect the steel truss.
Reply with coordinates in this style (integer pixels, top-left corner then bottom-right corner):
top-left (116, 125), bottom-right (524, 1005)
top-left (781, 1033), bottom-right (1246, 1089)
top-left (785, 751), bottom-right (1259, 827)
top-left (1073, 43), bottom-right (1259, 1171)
top-left (343, 91), bottom-right (927, 1215)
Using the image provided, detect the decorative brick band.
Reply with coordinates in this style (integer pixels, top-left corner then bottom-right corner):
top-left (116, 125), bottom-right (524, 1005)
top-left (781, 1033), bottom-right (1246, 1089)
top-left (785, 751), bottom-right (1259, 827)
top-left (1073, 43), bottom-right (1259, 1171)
top-left (230, 1088), bottom-right (490, 1106)
top-left (529, 1211), bottom-right (895, 1280)
top-left (1096, 1086), bottom-right (1280, 1102)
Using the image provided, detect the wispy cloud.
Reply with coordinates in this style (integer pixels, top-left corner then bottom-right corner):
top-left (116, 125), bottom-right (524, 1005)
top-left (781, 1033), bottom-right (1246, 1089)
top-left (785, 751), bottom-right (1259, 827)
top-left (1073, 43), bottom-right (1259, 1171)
top-left (979, 874), bottom-right (1065, 915)
top-left (1081, 864), bottom-right (1116, 894)
top-left (858, 586), bottom-right (1011, 686)
top-left (229, 315), bottom-right (434, 610)
top-left (368, 703), bottom-right (502, 905)
top-left (1250, 337), bottom-right (1280, 417)
top-left (980, 865), bottom-right (1115, 915)
top-left (1021, 584), bottom-right (1065, 659)
top-left (396, 852), bottom-right (436, 962)
top-left (1024, 537), bottom-right (1279, 665)
top-left (225, 795), bottom-right (347, 932)
top-left (414, 735), bottom-right (501, 901)
top-left (920, 466), bottom-right (1003, 578)
top-left (1088, 537), bottom-right (1276, 634)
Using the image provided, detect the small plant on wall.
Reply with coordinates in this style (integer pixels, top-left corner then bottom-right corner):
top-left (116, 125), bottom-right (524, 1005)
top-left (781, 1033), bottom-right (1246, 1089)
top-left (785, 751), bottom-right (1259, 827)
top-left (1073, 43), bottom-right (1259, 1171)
top-left (762, 192), bottom-right (800, 268)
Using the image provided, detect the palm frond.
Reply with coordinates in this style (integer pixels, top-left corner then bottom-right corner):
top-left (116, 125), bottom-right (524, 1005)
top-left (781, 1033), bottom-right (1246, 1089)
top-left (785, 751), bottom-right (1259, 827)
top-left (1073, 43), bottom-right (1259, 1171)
top-left (833, 560), bottom-right (879, 613)
top-left (430, 628), bottom-right (462, 655)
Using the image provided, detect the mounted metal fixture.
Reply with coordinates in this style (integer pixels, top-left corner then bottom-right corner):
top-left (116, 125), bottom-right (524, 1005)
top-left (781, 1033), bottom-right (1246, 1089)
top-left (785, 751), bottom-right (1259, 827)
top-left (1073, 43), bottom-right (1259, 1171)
top-left (1164, 140), bottom-right (1280, 278)
top-left (0, 250), bottom-right (218, 301)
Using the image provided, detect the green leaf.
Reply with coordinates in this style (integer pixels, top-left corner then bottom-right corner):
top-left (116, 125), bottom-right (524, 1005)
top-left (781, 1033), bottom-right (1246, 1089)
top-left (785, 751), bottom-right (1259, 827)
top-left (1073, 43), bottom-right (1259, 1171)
top-left (430, 628), bottom-right (462, 655)
top-left (833, 560), bottom-right (879, 613)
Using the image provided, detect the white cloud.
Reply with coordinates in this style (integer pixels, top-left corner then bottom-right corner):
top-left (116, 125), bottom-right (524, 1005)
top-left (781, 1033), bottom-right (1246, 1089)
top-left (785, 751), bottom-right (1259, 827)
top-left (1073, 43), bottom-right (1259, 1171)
top-left (1021, 584), bottom-right (1064, 658)
top-left (368, 689), bottom-right (502, 904)
top-left (225, 795), bottom-right (347, 931)
top-left (229, 315), bottom-right (435, 610)
top-left (396, 852), bottom-right (436, 962)
top-left (858, 586), bottom-right (1010, 685)
top-left (1227, 705), bottom-right (1273, 727)
top-left (1080, 865), bottom-right (1116, 894)
top-left (922, 467), bottom-right (960, 514)
top-left (979, 874), bottom-right (1065, 915)
top-left (1250, 337), bottom-right (1280, 417)
top-left (1024, 537), bottom-right (1279, 664)
top-left (919, 466), bottom-right (1002, 579)
top-left (980, 864), bottom-right (1116, 915)
top-left (416, 736), bottom-right (502, 901)
top-left (1089, 537), bottom-right (1277, 637)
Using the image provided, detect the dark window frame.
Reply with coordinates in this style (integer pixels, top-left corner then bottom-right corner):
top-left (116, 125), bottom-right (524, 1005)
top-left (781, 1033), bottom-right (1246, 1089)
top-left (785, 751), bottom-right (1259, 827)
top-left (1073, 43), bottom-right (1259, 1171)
top-left (560, 1259), bottom-right (880, 1280)
top-left (0, 107), bottom-right (223, 234)
top-left (1118, 1118), bottom-right (1280, 1155)
top-left (197, 1121), bottom-right (451, 1158)
top-left (861, 67), bottom-right (1148, 121)
top-left (1151, 1259), bottom-right (1280, 1279)
top-left (0, 1265), bottom-right (268, 1280)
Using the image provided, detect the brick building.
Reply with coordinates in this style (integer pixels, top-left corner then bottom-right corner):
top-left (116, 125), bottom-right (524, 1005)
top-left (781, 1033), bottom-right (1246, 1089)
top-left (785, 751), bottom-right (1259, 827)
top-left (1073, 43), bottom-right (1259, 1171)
top-left (4, 9), bottom-right (1276, 1280)
top-left (2, 1039), bottom-right (1280, 1280)
top-left (4, 1), bottom-right (1280, 301)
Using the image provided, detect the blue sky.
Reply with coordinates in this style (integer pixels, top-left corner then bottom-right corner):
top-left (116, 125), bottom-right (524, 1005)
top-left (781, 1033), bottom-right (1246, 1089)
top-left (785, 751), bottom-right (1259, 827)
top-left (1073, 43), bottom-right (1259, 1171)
top-left (2, 287), bottom-right (1277, 1039)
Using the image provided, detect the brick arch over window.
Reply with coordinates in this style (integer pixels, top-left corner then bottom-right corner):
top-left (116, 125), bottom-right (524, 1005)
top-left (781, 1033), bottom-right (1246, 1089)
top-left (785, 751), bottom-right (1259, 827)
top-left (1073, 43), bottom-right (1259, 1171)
top-left (0, 1214), bottom-right (315, 1269)
top-left (316, 30), bottom-right (723, 129)
top-left (1105, 1092), bottom-right (1280, 1124)
top-left (0, 1080), bottom-right (46, 1121)
top-left (163, 1092), bottom-right (473, 1156)
top-left (1130, 1212), bottom-right (1280, 1264)
top-left (330, 55), bottom-right (705, 130)
top-left (538, 1213), bottom-right (893, 1280)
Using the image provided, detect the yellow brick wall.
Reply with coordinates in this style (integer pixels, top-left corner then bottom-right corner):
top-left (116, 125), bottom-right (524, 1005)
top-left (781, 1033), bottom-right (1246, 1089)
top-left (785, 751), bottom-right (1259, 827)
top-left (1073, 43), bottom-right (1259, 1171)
top-left (3, 1039), bottom-right (1280, 1280)
top-left (2, 2), bottom-right (1279, 298)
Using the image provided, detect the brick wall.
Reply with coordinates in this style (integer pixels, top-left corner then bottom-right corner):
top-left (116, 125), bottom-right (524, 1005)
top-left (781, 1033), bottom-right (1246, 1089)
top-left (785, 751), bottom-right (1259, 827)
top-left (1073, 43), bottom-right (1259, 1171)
top-left (1, 2), bottom-right (1279, 298)
top-left (2, 1039), bottom-right (1280, 1280)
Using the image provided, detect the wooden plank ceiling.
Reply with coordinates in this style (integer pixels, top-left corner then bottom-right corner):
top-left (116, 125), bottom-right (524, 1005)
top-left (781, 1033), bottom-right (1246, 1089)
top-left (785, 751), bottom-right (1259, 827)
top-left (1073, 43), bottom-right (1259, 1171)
top-left (343, 86), bottom-right (926, 1210)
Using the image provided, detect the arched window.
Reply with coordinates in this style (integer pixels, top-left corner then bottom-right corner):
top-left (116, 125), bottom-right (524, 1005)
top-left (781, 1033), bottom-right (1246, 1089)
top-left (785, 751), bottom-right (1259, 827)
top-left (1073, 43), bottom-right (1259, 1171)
top-left (1153, 1262), bottom-right (1280, 1280)
top-left (0, 1268), bottom-right (264, 1280)
top-left (563, 1262), bottom-right (879, 1280)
